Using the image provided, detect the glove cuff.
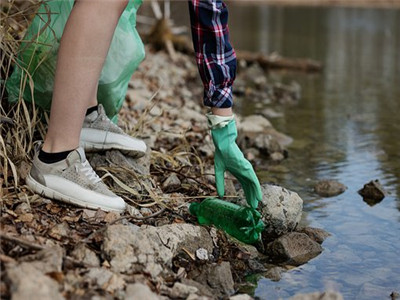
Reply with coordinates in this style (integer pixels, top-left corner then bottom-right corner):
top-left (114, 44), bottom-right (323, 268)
top-left (206, 113), bottom-right (235, 129)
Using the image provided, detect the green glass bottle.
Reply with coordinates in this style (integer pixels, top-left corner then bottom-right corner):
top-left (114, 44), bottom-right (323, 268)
top-left (189, 198), bottom-right (265, 244)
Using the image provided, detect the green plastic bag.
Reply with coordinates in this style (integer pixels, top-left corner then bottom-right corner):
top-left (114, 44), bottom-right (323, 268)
top-left (6, 0), bottom-right (145, 122)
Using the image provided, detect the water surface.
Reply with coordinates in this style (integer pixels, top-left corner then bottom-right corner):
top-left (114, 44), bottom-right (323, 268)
top-left (226, 4), bottom-right (400, 299)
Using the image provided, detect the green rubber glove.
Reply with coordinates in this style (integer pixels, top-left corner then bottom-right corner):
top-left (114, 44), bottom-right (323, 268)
top-left (211, 119), bottom-right (262, 209)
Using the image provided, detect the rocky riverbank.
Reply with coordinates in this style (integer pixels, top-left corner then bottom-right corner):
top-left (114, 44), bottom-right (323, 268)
top-left (1, 48), bottom-right (335, 299)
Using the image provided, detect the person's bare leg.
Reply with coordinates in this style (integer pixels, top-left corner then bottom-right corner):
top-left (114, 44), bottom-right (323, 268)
top-left (42, 0), bottom-right (128, 153)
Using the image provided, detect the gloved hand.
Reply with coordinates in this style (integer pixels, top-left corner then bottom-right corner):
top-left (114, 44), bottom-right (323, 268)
top-left (210, 118), bottom-right (262, 209)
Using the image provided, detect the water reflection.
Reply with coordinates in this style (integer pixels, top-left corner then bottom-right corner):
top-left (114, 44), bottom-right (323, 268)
top-left (226, 4), bottom-right (400, 299)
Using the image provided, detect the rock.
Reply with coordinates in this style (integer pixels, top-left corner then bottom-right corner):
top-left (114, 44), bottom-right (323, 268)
top-left (71, 243), bottom-right (100, 267)
top-left (391, 291), bottom-right (400, 300)
top-left (263, 128), bottom-right (293, 147)
top-left (264, 266), bottom-right (285, 281)
top-left (170, 282), bottom-right (199, 299)
top-left (126, 89), bottom-right (153, 112)
top-left (102, 223), bottom-right (214, 277)
top-left (179, 279), bottom-right (214, 298)
top-left (206, 262), bottom-right (235, 296)
top-left (125, 283), bottom-right (160, 300)
top-left (180, 107), bottom-right (207, 124)
top-left (7, 263), bottom-right (64, 300)
top-left (85, 268), bottom-right (125, 293)
top-left (224, 179), bottom-right (237, 197)
top-left (240, 63), bottom-right (268, 88)
top-left (272, 81), bottom-right (301, 105)
top-left (314, 180), bottom-right (347, 197)
top-left (22, 246), bottom-right (64, 274)
top-left (247, 259), bottom-right (267, 272)
top-left (237, 115), bottom-right (292, 159)
top-left (290, 291), bottom-right (343, 300)
top-left (189, 262), bottom-right (235, 297)
top-left (196, 248), bottom-right (209, 261)
top-left (261, 108), bottom-right (283, 119)
top-left (358, 179), bottom-right (387, 205)
top-left (238, 115), bottom-right (272, 133)
top-left (230, 294), bottom-right (254, 300)
top-left (269, 152), bottom-right (285, 162)
top-left (298, 227), bottom-right (331, 244)
top-left (15, 202), bottom-right (31, 214)
top-left (226, 236), bottom-right (260, 259)
top-left (88, 149), bottom-right (153, 197)
top-left (238, 184), bottom-right (302, 242)
top-left (140, 207), bottom-right (153, 216)
top-left (266, 232), bottom-right (323, 265)
top-left (162, 174), bottom-right (182, 192)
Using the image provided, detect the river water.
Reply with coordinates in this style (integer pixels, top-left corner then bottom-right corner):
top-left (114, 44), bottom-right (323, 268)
top-left (227, 4), bottom-right (400, 299)
top-left (166, 2), bottom-right (400, 299)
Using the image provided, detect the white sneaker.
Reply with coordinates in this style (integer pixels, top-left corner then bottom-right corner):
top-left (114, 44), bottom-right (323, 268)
top-left (26, 147), bottom-right (126, 212)
top-left (80, 104), bottom-right (147, 157)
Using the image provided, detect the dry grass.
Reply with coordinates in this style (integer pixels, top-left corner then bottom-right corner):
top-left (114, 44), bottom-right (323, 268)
top-left (1, 0), bottom-right (48, 196)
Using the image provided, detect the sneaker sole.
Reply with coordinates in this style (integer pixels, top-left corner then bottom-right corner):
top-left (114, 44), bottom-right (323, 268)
top-left (26, 174), bottom-right (125, 213)
top-left (81, 141), bottom-right (146, 158)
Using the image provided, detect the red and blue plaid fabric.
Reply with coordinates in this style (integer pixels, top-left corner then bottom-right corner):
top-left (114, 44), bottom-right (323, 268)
top-left (188, 0), bottom-right (236, 108)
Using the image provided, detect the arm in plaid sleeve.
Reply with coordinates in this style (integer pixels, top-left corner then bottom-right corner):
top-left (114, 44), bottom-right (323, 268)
top-left (188, 0), bottom-right (236, 108)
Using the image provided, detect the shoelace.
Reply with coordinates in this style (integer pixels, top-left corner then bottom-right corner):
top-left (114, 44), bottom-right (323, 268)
top-left (76, 160), bottom-right (101, 184)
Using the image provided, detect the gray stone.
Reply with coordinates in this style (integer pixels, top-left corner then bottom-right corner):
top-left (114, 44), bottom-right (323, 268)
top-left (261, 108), bottom-right (284, 119)
top-left (88, 149), bottom-right (153, 197)
top-left (249, 184), bottom-right (303, 241)
top-left (170, 282), bottom-right (199, 299)
top-left (253, 134), bottom-right (283, 155)
top-left (162, 174), bottom-right (181, 192)
top-left (85, 268), bottom-right (125, 293)
top-left (140, 207), bottom-right (153, 216)
top-left (391, 291), bottom-right (400, 300)
top-left (19, 246), bottom-right (64, 274)
top-left (237, 184), bottom-right (303, 242)
top-left (224, 179), bottom-right (237, 197)
top-left (237, 115), bottom-right (292, 159)
top-left (7, 263), bottom-right (64, 300)
top-left (71, 243), bottom-right (100, 267)
top-left (125, 283), bottom-right (160, 300)
top-left (189, 262), bottom-right (235, 297)
top-left (226, 236), bottom-right (260, 259)
top-left (269, 152), bottom-right (285, 162)
top-left (102, 223), bottom-right (214, 277)
top-left (187, 294), bottom-right (212, 300)
top-left (290, 291), bottom-right (343, 300)
top-left (15, 202), bottom-right (31, 214)
top-left (358, 179), bottom-right (387, 205)
top-left (298, 227), bottom-right (331, 244)
top-left (230, 294), bottom-right (254, 300)
top-left (314, 180), bottom-right (347, 197)
top-left (180, 107), bottom-right (207, 124)
top-left (196, 248), bottom-right (209, 261)
top-left (238, 115), bottom-right (272, 133)
top-left (264, 266), bottom-right (285, 281)
top-left (267, 232), bottom-right (323, 265)
top-left (181, 279), bottom-right (215, 298)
